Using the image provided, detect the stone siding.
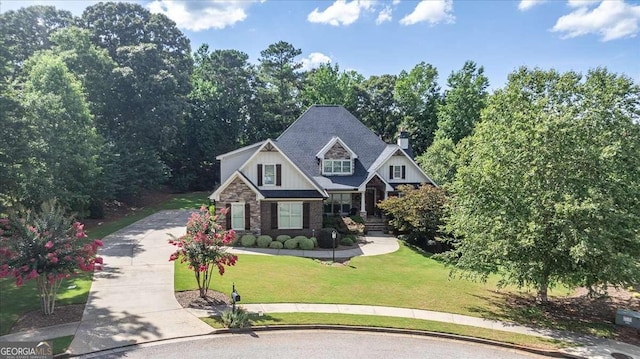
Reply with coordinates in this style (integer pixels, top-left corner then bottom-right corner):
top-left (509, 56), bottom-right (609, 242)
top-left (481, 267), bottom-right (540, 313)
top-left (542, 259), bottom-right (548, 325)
top-left (260, 201), bottom-right (323, 237)
top-left (325, 142), bottom-right (350, 159)
top-left (218, 177), bottom-right (261, 234)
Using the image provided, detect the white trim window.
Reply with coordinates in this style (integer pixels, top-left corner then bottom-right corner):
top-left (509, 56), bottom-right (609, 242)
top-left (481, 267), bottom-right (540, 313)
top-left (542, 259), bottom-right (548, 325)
top-left (323, 159), bottom-right (351, 175)
top-left (278, 202), bottom-right (302, 229)
top-left (393, 165), bottom-right (402, 179)
top-left (231, 203), bottom-right (245, 230)
top-left (324, 193), bottom-right (352, 215)
top-left (263, 164), bottom-right (276, 185)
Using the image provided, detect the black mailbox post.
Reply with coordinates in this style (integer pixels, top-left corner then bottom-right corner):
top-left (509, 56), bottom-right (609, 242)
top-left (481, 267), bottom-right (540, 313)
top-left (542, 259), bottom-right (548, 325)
top-left (231, 283), bottom-right (241, 313)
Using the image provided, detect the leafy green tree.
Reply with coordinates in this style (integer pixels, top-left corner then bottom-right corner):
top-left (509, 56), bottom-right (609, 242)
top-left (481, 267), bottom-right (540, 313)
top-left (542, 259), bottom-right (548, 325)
top-left (256, 41), bottom-right (303, 138)
top-left (395, 62), bottom-right (441, 155)
top-left (443, 67), bottom-right (640, 303)
top-left (0, 5), bottom-right (73, 76)
top-left (435, 61), bottom-right (489, 144)
top-left (356, 74), bottom-right (401, 142)
top-left (172, 45), bottom-right (258, 190)
top-left (20, 53), bottom-right (102, 213)
top-left (419, 61), bottom-right (489, 186)
top-left (416, 137), bottom-right (456, 185)
top-left (301, 63), bottom-right (363, 112)
top-left (81, 2), bottom-right (193, 199)
top-left (377, 184), bottom-right (447, 249)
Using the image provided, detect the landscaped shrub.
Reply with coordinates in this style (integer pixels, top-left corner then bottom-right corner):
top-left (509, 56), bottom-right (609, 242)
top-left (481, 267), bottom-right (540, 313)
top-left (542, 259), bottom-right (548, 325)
top-left (221, 308), bottom-right (250, 328)
top-left (269, 241), bottom-right (284, 249)
top-left (284, 238), bottom-right (299, 249)
top-left (240, 234), bottom-right (256, 247)
top-left (293, 236), bottom-right (308, 242)
top-left (298, 237), bottom-right (314, 250)
top-left (276, 235), bottom-right (291, 243)
top-left (256, 235), bottom-right (273, 248)
top-left (310, 237), bottom-right (318, 248)
top-left (349, 215), bottom-right (364, 224)
top-left (340, 236), bottom-right (355, 246)
top-left (317, 228), bottom-right (339, 249)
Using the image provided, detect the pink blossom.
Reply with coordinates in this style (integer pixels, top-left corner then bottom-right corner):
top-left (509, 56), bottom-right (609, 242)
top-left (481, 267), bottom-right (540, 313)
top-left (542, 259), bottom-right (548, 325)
top-left (169, 253), bottom-right (178, 261)
top-left (95, 257), bottom-right (103, 264)
top-left (45, 241), bottom-right (54, 249)
top-left (28, 226), bottom-right (37, 234)
top-left (93, 239), bottom-right (104, 247)
top-left (15, 275), bottom-right (23, 286)
top-left (22, 265), bottom-right (29, 272)
top-left (26, 269), bottom-right (38, 280)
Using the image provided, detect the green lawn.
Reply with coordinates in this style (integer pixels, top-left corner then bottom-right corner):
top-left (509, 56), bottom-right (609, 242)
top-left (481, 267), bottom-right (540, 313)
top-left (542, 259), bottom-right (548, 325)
top-left (0, 191), bottom-right (210, 335)
top-left (177, 244), bottom-right (554, 317)
top-left (200, 313), bottom-right (569, 350)
top-left (52, 335), bottom-right (74, 354)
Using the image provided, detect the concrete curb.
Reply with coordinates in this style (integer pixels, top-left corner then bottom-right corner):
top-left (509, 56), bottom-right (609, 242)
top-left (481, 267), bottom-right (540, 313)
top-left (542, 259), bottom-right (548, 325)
top-left (60, 325), bottom-right (586, 359)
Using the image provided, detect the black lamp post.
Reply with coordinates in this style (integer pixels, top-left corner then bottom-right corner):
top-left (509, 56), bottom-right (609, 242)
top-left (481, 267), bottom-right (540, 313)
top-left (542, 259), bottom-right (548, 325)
top-left (231, 282), bottom-right (241, 313)
top-left (332, 230), bottom-right (337, 262)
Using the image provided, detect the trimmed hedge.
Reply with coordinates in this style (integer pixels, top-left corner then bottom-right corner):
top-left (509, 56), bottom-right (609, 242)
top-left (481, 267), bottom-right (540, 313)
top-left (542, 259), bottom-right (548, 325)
top-left (298, 237), bottom-right (314, 250)
top-left (284, 238), bottom-right (299, 249)
top-left (240, 234), bottom-right (256, 247)
top-left (340, 237), bottom-right (355, 246)
top-left (257, 235), bottom-right (273, 248)
top-left (310, 237), bottom-right (318, 248)
top-left (276, 235), bottom-right (291, 243)
top-left (269, 241), bottom-right (284, 249)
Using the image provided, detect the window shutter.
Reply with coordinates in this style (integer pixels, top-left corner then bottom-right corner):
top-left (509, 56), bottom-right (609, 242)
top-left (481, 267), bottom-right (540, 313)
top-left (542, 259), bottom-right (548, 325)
top-left (271, 203), bottom-right (278, 229)
top-left (303, 202), bottom-right (310, 229)
top-left (276, 164), bottom-right (282, 186)
top-left (244, 203), bottom-right (250, 230)
top-left (257, 164), bottom-right (263, 186)
top-left (401, 165), bottom-right (406, 179)
top-left (225, 204), bottom-right (231, 230)
top-left (389, 165), bottom-right (394, 179)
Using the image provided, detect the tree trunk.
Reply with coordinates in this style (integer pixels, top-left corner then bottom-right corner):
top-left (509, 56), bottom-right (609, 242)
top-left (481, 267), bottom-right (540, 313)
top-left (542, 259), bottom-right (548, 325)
top-left (537, 275), bottom-right (549, 304)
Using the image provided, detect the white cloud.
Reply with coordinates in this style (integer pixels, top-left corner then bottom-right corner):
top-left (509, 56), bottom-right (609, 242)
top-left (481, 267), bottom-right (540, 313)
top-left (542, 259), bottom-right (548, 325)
top-left (567, 0), bottom-right (600, 8)
top-left (301, 52), bottom-right (332, 71)
top-left (400, 0), bottom-right (455, 26)
top-left (392, 0), bottom-right (401, 4)
top-left (518, 0), bottom-right (546, 11)
top-left (376, 6), bottom-right (393, 25)
top-left (147, 0), bottom-right (254, 31)
top-left (551, 0), bottom-right (640, 41)
top-left (307, 0), bottom-right (373, 26)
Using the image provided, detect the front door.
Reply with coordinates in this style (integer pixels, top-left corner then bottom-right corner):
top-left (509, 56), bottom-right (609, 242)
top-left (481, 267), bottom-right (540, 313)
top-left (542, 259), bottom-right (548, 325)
top-left (365, 188), bottom-right (375, 215)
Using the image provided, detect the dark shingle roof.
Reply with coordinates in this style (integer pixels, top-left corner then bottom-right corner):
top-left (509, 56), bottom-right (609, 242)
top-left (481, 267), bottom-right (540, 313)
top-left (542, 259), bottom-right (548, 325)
top-left (276, 105), bottom-right (388, 183)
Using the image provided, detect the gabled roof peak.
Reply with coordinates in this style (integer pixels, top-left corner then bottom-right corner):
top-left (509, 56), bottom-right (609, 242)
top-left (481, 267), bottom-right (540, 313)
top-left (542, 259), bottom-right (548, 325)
top-left (315, 136), bottom-right (358, 159)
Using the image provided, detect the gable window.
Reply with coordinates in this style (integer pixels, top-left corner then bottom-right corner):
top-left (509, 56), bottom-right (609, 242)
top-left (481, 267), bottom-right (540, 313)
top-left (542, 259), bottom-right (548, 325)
top-left (231, 203), bottom-right (245, 230)
top-left (263, 164), bottom-right (275, 185)
top-left (323, 159), bottom-right (351, 175)
top-left (257, 164), bottom-right (281, 186)
top-left (278, 202), bottom-right (303, 229)
top-left (389, 165), bottom-right (406, 180)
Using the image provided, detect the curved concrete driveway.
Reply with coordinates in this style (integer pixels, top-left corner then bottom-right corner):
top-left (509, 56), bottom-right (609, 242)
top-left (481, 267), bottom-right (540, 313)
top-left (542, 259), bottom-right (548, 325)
top-left (68, 210), bottom-right (399, 355)
top-left (68, 210), bottom-right (212, 355)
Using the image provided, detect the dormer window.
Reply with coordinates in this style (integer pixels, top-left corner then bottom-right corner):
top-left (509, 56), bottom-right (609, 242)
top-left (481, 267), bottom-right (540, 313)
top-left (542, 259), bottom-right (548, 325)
top-left (263, 164), bottom-right (275, 185)
top-left (323, 159), bottom-right (351, 175)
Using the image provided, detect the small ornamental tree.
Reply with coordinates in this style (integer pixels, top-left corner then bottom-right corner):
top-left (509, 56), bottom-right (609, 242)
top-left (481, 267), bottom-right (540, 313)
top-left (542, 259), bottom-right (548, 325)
top-left (377, 184), bottom-right (447, 249)
top-left (169, 206), bottom-right (237, 298)
top-left (0, 199), bottom-right (103, 315)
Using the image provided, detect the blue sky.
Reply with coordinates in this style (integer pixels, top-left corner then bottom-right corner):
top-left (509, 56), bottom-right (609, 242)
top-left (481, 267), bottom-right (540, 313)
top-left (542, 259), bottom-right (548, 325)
top-left (2, 0), bottom-right (639, 88)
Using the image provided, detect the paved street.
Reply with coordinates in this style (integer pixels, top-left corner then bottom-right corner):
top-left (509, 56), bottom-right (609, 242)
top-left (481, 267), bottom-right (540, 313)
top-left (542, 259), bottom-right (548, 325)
top-left (79, 330), bottom-right (549, 359)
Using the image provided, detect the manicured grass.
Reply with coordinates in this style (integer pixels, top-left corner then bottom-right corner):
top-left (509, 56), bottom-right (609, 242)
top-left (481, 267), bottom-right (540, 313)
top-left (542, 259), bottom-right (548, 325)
top-left (200, 313), bottom-right (569, 350)
top-left (52, 335), bottom-right (74, 354)
top-left (0, 192), bottom-right (210, 335)
top-left (176, 244), bottom-right (567, 317)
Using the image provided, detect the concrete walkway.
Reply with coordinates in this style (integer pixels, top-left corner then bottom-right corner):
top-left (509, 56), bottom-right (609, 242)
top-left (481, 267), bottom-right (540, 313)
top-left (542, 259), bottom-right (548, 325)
top-left (1, 210), bottom-right (639, 359)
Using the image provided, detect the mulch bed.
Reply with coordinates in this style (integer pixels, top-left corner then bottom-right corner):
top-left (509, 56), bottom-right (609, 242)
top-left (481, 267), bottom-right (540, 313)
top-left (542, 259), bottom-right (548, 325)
top-left (10, 304), bottom-right (84, 333)
top-left (175, 290), bottom-right (232, 310)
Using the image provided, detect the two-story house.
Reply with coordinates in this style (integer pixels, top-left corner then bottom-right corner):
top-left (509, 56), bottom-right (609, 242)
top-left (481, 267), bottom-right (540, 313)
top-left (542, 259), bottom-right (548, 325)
top-left (210, 105), bottom-right (436, 237)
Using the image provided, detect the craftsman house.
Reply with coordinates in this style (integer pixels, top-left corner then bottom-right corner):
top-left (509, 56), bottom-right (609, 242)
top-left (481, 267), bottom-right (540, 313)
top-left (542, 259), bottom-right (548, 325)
top-left (210, 105), bottom-right (436, 236)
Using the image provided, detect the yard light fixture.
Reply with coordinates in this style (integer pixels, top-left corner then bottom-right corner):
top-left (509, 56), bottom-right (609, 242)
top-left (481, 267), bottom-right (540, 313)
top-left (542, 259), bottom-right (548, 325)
top-left (231, 282), bottom-right (241, 313)
top-left (332, 230), bottom-right (337, 262)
